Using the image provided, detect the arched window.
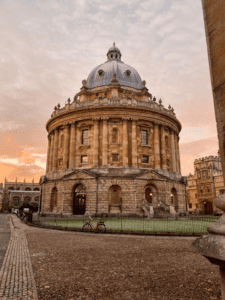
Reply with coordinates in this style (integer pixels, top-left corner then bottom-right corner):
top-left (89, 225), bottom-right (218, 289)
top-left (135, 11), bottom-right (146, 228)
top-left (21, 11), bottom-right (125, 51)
top-left (171, 188), bottom-right (178, 210)
top-left (34, 188), bottom-right (40, 191)
top-left (13, 196), bottom-right (21, 206)
top-left (145, 187), bottom-right (153, 204)
top-left (60, 135), bottom-right (65, 149)
top-left (24, 196), bottom-right (31, 203)
top-left (8, 187), bottom-right (14, 191)
top-left (207, 184), bottom-right (210, 193)
top-left (25, 187), bottom-right (31, 191)
top-left (34, 196), bottom-right (39, 202)
top-left (112, 128), bottom-right (119, 144)
top-left (50, 187), bottom-right (57, 212)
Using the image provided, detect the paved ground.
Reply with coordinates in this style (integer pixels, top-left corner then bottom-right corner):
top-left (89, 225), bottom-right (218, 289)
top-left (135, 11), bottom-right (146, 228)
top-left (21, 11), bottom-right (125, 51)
top-left (0, 214), bottom-right (39, 300)
top-left (0, 215), bottom-right (11, 270)
top-left (0, 214), bottom-right (222, 300)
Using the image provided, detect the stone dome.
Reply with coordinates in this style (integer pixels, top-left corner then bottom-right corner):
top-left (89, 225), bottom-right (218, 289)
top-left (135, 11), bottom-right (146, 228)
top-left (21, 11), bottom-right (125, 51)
top-left (87, 43), bottom-right (143, 89)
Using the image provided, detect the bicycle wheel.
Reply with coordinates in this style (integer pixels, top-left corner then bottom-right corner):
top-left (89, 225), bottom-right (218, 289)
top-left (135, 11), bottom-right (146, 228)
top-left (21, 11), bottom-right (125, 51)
top-left (97, 224), bottom-right (106, 233)
top-left (82, 223), bottom-right (93, 232)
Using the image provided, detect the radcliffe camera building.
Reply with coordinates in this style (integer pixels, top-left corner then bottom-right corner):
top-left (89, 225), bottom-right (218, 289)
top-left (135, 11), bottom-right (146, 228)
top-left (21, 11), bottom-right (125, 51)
top-left (187, 151), bottom-right (225, 215)
top-left (40, 44), bottom-right (187, 216)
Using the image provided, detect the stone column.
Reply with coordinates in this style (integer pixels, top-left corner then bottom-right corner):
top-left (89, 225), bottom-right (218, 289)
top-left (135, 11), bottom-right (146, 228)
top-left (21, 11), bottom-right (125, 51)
top-left (46, 135), bottom-right (51, 173)
top-left (93, 119), bottom-right (99, 166)
top-left (160, 125), bottom-right (167, 170)
top-left (102, 118), bottom-right (108, 166)
top-left (131, 119), bottom-right (137, 167)
top-left (63, 124), bottom-right (70, 169)
top-left (69, 123), bottom-right (76, 169)
top-left (123, 118), bottom-right (129, 167)
top-left (49, 132), bottom-right (54, 172)
top-left (177, 136), bottom-right (181, 173)
top-left (52, 128), bottom-right (59, 172)
top-left (170, 130), bottom-right (176, 172)
top-left (154, 123), bottom-right (161, 169)
top-left (174, 133), bottom-right (179, 173)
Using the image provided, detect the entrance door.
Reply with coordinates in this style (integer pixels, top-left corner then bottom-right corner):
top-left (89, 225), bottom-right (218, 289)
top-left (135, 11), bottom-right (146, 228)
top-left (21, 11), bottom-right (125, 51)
top-left (205, 202), bottom-right (213, 215)
top-left (73, 184), bottom-right (86, 215)
top-left (110, 185), bottom-right (121, 204)
top-left (145, 187), bottom-right (152, 204)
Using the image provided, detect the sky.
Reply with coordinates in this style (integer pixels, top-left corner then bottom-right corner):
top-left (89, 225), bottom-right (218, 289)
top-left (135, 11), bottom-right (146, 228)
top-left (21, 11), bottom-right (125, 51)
top-left (0, 0), bottom-right (219, 183)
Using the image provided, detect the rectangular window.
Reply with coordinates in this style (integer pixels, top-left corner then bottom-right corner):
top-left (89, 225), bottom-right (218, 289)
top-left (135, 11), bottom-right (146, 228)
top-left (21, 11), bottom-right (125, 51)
top-left (58, 159), bottom-right (63, 166)
top-left (200, 185), bottom-right (203, 193)
top-left (141, 130), bottom-right (148, 145)
top-left (82, 129), bottom-right (88, 145)
top-left (195, 193), bottom-right (197, 198)
top-left (142, 155), bottom-right (149, 164)
top-left (112, 154), bottom-right (118, 162)
top-left (189, 203), bottom-right (192, 209)
top-left (81, 155), bottom-right (88, 163)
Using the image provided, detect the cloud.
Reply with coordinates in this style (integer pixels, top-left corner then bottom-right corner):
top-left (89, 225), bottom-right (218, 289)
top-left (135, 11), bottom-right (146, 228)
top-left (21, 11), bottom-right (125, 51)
top-left (0, 0), bottom-right (217, 180)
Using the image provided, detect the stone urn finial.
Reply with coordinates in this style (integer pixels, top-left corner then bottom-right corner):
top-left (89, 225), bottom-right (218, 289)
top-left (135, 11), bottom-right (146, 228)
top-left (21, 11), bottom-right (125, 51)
top-left (142, 80), bottom-right (146, 88)
top-left (168, 104), bottom-right (171, 110)
top-left (171, 107), bottom-right (174, 112)
top-left (153, 96), bottom-right (156, 102)
top-left (57, 103), bottom-right (60, 109)
top-left (159, 98), bottom-right (162, 105)
top-left (82, 79), bottom-right (87, 88)
top-left (67, 98), bottom-right (71, 104)
top-left (74, 94), bottom-right (78, 102)
top-left (54, 106), bottom-right (57, 111)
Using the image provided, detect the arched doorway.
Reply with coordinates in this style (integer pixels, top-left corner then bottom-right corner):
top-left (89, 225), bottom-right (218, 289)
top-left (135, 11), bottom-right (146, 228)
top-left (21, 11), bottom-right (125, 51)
top-left (24, 196), bottom-right (31, 203)
top-left (50, 187), bottom-right (57, 212)
top-left (144, 184), bottom-right (158, 206)
top-left (145, 187), bottom-right (153, 204)
top-left (13, 196), bottom-right (21, 206)
top-left (171, 188), bottom-right (178, 211)
top-left (73, 184), bottom-right (86, 215)
top-left (109, 185), bottom-right (122, 213)
top-left (204, 201), bottom-right (213, 215)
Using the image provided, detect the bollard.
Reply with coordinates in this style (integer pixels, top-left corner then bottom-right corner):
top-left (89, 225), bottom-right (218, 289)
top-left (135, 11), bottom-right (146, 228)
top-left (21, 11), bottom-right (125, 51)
top-left (191, 194), bottom-right (225, 299)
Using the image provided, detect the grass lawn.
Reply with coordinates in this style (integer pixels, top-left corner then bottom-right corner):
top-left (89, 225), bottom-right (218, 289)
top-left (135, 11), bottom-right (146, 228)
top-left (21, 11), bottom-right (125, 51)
top-left (42, 217), bottom-right (218, 234)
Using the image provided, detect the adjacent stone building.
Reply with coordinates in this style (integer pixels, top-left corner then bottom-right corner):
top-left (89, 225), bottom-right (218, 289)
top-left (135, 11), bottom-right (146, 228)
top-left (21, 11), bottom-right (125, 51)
top-left (187, 151), bottom-right (225, 215)
top-left (40, 44), bottom-right (187, 216)
top-left (2, 178), bottom-right (41, 211)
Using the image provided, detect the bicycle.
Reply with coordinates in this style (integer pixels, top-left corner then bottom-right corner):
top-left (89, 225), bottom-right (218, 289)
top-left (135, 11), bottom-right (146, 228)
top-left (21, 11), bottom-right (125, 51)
top-left (82, 216), bottom-right (106, 233)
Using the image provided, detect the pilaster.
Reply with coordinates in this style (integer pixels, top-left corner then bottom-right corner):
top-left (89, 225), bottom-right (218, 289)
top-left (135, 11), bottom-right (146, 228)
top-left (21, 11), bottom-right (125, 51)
top-left (160, 125), bottom-right (167, 170)
top-left (122, 118), bottom-right (129, 166)
top-left (52, 128), bottom-right (59, 172)
top-left (154, 122), bottom-right (161, 169)
top-left (102, 118), bottom-right (108, 166)
top-left (63, 123), bottom-right (70, 169)
top-left (69, 123), bottom-right (76, 169)
top-left (170, 130), bottom-right (176, 172)
top-left (93, 119), bottom-right (99, 166)
top-left (131, 118), bottom-right (138, 167)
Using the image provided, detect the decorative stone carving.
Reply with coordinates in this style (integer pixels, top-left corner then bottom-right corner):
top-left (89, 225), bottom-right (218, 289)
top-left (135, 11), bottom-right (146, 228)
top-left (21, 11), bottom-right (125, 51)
top-left (142, 80), bottom-right (146, 87)
top-left (74, 94), bottom-right (78, 102)
top-left (57, 103), bottom-right (60, 109)
top-left (159, 99), bottom-right (162, 105)
top-left (153, 96), bottom-right (156, 102)
top-left (67, 98), bottom-right (71, 104)
top-left (82, 79), bottom-right (87, 88)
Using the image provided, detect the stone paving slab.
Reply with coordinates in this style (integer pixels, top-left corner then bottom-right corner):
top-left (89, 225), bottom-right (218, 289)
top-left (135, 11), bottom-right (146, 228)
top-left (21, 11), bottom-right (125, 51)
top-left (0, 216), bottom-right (38, 300)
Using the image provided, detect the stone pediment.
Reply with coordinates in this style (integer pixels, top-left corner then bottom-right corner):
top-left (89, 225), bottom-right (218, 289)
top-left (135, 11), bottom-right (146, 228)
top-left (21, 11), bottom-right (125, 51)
top-left (135, 170), bottom-right (166, 180)
top-left (63, 170), bottom-right (97, 180)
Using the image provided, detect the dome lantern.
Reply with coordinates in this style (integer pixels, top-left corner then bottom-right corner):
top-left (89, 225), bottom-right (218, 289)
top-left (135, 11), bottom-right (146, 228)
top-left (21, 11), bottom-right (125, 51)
top-left (107, 42), bottom-right (122, 61)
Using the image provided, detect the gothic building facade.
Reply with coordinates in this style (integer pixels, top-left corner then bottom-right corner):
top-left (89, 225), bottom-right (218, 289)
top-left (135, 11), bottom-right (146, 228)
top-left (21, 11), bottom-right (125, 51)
top-left (187, 152), bottom-right (225, 215)
top-left (40, 44), bottom-right (187, 216)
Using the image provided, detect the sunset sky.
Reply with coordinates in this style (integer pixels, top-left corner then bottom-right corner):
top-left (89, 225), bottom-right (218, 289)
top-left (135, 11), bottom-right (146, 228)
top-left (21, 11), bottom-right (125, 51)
top-left (0, 0), bottom-right (219, 183)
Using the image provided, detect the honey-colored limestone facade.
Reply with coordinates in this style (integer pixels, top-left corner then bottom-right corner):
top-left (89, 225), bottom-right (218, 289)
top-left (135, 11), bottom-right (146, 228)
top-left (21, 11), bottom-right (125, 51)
top-left (40, 44), bottom-right (187, 216)
top-left (187, 152), bottom-right (225, 215)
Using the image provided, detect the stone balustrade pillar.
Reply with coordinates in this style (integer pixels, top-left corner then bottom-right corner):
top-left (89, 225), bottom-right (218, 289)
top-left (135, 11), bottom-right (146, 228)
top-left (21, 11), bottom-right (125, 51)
top-left (154, 123), bottom-right (161, 169)
top-left (102, 118), bottom-right (108, 166)
top-left (69, 123), bottom-right (76, 169)
top-left (93, 119), bottom-right (99, 166)
top-left (63, 124), bottom-right (70, 169)
top-left (46, 135), bottom-right (51, 173)
top-left (170, 130), bottom-right (176, 172)
top-left (123, 118), bottom-right (129, 166)
top-left (160, 125), bottom-right (167, 170)
top-left (49, 132), bottom-right (55, 172)
top-left (131, 119), bottom-right (137, 167)
top-left (52, 128), bottom-right (59, 172)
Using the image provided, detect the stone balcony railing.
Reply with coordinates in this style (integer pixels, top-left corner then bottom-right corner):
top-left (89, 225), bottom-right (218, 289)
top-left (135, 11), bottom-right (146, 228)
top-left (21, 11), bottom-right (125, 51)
top-left (51, 97), bottom-right (177, 119)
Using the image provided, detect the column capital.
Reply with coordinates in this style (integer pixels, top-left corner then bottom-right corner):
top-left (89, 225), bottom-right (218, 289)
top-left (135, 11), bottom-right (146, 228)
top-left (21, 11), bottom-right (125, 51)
top-left (101, 117), bottom-right (109, 121)
top-left (153, 121), bottom-right (162, 126)
top-left (63, 123), bottom-right (70, 127)
top-left (130, 118), bottom-right (138, 122)
top-left (92, 118), bottom-right (100, 122)
top-left (122, 117), bottom-right (130, 122)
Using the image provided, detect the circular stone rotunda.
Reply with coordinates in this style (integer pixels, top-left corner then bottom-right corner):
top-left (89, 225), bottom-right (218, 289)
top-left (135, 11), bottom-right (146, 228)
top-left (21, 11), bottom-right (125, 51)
top-left (40, 43), bottom-right (187, 217)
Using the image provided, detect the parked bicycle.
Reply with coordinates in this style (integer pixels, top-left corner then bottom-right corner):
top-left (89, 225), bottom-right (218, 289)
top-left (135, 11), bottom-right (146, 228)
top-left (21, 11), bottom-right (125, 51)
top-left (82, 216), bottom-right (106, 233)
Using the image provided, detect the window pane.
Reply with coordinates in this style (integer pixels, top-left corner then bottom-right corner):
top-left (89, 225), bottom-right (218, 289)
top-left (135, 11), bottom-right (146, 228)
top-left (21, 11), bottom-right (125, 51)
top-left (142, 156), bottom-right (149, 163)
top-left (82, 130), bottom-right (88, 144)
top-left (81, 155), bottom-right (88, 163)
top-left (142, 130), bottom-right (148, 145)
top-left (113, 154), bottom-right (118, 161)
